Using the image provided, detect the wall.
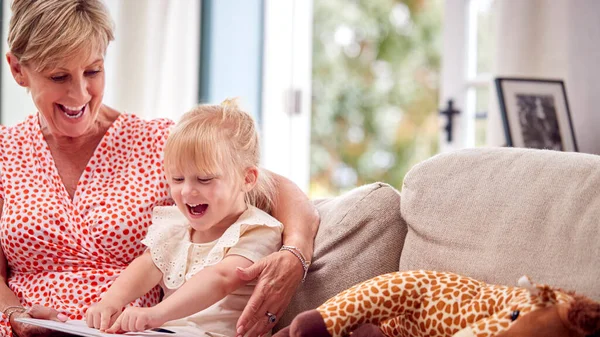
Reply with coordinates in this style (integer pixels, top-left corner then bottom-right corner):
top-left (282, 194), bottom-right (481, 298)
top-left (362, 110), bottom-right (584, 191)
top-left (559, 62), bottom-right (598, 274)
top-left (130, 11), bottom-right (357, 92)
top-left (487, 0), bottom-right (600, 154)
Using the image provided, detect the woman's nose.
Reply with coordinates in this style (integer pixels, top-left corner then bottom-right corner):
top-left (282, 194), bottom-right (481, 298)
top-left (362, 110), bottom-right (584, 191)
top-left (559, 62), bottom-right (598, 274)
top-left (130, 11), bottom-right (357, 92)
top-left (69, 76), bottom-right (91, 102)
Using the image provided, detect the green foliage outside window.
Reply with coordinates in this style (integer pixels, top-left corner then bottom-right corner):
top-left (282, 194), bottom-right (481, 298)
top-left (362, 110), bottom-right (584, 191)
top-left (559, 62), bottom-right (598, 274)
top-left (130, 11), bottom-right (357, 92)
top-left (310, 0), bottom-right (443, 197)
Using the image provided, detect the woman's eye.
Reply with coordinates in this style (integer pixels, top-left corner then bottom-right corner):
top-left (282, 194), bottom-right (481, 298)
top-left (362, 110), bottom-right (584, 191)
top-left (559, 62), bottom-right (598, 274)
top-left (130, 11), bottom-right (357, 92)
top-left (85, 70), bottom-right (101, 77)
top-left (51, 75), bottom-right (68, 82)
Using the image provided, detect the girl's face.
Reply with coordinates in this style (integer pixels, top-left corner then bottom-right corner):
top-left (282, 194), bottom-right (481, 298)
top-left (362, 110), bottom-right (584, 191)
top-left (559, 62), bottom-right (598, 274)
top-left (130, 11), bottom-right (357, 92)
top-left (7, 50), bottom-right (106, 139)
top-left (168, 167), bottom-right (247, 243)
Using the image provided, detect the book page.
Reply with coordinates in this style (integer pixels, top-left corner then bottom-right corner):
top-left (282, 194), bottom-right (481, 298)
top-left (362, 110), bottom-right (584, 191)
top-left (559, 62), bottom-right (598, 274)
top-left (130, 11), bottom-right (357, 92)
top-left (15, 318), bottom-right (181, 337)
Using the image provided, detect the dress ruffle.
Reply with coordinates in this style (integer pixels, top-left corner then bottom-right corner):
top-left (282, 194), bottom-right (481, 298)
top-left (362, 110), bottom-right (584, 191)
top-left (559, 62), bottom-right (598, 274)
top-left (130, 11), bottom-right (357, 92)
top-left (142, 205), bottom-right (282, 289)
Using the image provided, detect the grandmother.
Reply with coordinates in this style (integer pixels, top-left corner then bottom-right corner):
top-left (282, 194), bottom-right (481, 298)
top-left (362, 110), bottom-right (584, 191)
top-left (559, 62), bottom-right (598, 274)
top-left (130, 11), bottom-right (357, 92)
top-left (0, 1), bottom-right (319, 337)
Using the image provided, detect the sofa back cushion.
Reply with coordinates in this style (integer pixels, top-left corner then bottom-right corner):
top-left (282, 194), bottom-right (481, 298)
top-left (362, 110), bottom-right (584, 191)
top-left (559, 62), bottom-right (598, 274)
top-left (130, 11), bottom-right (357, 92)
top-left (399, 148), bottom-right (600, 300)
top-left (276, 182), bottom-right (407, 330)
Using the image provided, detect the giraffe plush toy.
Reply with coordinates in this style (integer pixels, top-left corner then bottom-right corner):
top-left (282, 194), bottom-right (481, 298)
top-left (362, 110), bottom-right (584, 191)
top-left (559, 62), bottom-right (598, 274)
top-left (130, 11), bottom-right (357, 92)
top-left (274, 270), bottom-right (600, 337)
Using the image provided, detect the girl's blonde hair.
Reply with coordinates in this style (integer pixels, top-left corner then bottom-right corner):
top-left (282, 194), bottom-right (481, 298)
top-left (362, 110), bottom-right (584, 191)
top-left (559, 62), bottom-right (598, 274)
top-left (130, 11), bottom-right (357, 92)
top-left (164, 99), bottom-right (276, 213)
top-left (8, 0), bottom-right (115, 71)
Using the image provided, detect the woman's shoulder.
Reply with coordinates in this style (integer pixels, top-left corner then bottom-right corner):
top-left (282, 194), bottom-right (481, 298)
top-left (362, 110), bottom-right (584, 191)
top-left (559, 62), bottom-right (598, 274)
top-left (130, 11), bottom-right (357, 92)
top-left (119, 113), bottom-right (175, 134)
top-left (0, 115), bottom-right (37, 143)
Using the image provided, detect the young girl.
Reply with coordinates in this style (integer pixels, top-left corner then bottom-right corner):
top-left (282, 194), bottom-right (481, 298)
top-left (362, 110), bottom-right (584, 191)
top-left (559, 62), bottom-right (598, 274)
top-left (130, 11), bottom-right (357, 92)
top-left (85, 99), bottom-right (283, 337)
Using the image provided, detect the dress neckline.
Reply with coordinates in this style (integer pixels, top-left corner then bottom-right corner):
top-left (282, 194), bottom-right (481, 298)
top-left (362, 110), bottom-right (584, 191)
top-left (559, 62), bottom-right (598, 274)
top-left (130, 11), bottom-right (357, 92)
top-left (32, 113), bottom-right (126, 205)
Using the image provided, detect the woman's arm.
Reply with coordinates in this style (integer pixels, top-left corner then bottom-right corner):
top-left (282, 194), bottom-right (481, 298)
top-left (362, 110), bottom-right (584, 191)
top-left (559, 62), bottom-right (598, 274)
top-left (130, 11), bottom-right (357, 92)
top-left (85, 251), bottom-right (162, 330)
top-left (107, 255), bottom-right (254, 332)
top-left (236, 173), bottom-right (320, 337)
top-left (0, 199), bottom-right (67, 337)
top-left (270, 172), bottom-right (320, 262)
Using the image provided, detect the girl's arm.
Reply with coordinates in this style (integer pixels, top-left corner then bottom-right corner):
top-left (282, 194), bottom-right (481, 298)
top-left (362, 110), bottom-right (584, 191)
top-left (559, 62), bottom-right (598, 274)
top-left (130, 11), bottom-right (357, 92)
top-left (236, 172), bottom-right (320, 337)
top-left (153, 255), bottom-right (253, 321)
top-left (106, 255), bottom-right (253, 332)
top-left (85, 251), bottom-right (162, 330)
top-left (101, 251), bottom-right (163, 305)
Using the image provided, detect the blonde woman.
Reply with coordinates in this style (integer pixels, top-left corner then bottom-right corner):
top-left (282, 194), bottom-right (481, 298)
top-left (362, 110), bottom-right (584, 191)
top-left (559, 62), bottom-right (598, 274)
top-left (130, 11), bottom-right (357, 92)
top-left (87, 100), bottom-right (283, 336)
top-left (0, 1), bottom-right (319, 337)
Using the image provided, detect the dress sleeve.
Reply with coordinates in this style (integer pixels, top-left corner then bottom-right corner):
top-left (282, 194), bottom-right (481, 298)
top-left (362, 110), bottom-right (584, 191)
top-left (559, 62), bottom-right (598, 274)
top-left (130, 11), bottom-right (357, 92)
top-left (141, 206), bottom-right (189, 289)
top-left (0, 315), bottom-right (14, 337)
top-left (226, 221), bottom-right (283, 263)
top-left (0, 125), bottom-right (5, 200)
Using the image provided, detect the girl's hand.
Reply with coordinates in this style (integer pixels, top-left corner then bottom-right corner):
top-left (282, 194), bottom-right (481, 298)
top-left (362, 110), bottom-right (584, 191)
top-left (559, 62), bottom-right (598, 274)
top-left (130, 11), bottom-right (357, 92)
top-left (235, 251), bottom-right (304, 337)
top-left (10, 304), bottom-right (69, 337)
top-left (85, 300), bottom-right (122, 331)
top-left (106, 307), bottom-right (165, 333)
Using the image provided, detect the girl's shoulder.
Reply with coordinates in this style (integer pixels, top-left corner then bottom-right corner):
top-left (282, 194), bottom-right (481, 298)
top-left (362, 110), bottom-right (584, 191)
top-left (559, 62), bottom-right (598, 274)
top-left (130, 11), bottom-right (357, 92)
top-left (143, 206), bottom-right (189, 245)
top-left (212, 206), bottom-right (283, 252)
top-left (239, 206), bottom-right (283, 230)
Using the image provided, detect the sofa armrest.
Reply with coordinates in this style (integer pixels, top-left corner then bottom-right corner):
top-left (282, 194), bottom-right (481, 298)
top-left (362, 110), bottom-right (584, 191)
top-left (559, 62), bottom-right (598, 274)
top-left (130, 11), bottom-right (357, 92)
top-left (276, 182), bottom-right (407, 330)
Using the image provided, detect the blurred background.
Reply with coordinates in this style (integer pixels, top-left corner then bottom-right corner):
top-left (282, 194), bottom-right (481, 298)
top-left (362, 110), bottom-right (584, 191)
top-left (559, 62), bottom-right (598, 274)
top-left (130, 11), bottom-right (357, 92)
top-left (2, 0), bottom-right (599, 197)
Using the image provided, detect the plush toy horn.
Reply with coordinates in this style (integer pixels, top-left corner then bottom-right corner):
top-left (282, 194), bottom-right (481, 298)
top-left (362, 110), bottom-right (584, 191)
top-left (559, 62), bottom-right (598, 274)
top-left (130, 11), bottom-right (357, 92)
top-left (517, 275), bottom-right (540, 296)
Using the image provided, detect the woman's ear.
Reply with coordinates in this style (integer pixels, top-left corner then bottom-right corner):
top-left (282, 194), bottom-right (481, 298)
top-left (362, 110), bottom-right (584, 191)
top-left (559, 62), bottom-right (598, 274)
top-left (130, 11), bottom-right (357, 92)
top-left (242, 167), bottom-right (259, 192)
top-left (6, 52), bottom-right (28, 87)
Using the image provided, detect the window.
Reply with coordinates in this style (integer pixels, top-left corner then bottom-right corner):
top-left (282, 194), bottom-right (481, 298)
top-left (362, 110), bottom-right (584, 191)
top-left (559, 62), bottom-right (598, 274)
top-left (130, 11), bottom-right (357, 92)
top-left (440, 0), bottom-right (496, 150)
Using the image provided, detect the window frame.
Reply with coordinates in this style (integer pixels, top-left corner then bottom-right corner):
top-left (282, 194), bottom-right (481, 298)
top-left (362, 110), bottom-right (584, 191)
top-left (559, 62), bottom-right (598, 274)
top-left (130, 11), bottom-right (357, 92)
top-left (440, 0), bottom-right (493, 151)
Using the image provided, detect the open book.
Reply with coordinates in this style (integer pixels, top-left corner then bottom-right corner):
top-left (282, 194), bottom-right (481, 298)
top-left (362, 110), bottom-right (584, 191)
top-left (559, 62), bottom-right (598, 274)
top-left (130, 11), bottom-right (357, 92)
top-left (15, 318), bottom-right (190, 337)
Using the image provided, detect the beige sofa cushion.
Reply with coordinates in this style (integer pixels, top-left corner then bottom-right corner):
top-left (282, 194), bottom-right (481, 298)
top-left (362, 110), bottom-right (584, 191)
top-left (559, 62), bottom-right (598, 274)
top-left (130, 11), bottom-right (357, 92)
top-left (399, 148), bottom-right (600, 300)
top-left (276, 182), bottom-right (407, 330)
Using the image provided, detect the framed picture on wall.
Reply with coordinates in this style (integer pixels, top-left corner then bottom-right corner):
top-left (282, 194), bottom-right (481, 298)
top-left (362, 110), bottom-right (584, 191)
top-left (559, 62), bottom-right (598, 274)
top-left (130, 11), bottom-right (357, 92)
top-left (495, 78), bottom-right (578, 152)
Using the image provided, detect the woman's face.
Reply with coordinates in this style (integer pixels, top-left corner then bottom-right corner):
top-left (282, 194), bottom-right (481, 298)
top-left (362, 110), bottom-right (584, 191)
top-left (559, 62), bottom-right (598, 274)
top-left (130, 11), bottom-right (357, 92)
top-left (14, 50), bottom-right (106, 139)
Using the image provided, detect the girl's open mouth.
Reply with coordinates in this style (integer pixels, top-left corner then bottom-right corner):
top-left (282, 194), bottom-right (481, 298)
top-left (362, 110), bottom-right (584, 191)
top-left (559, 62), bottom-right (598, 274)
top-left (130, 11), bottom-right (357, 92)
top-left (187, 203), bottom-right (208, 216)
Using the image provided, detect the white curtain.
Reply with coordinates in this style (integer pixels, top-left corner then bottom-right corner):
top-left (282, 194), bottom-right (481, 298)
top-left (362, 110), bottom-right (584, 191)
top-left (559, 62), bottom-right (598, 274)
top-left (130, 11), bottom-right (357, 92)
top-left (487, 0), bottom-right (600, 154)
top-left (104, 0), bottom-right (200, 121)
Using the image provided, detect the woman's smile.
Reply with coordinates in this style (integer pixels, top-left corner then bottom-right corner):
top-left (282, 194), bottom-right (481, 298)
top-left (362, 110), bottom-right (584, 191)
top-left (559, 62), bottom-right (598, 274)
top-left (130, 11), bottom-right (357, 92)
top-left (57, 102), bottom-right (88, 119)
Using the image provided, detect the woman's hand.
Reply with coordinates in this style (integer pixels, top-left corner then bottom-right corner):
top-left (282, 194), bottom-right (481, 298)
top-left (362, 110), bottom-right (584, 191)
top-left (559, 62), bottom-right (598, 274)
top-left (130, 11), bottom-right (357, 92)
top-left (106, 307), bottom-right (165, 333)
top-left (10, 304), bottom-right (69, 337)
top-left (235, 251), bottom-right (304, 337)
top-left (85, 300), bottom-right (122, 331)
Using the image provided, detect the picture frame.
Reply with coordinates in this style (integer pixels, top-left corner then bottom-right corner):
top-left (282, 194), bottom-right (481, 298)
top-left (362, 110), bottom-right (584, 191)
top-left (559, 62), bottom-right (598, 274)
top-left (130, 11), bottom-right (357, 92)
top-left (495, 77), bottom-right (578, 152)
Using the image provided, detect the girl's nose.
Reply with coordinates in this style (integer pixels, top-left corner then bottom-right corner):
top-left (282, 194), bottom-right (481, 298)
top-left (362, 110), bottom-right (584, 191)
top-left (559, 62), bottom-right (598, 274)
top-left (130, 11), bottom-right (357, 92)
top-left (182, 183), bottom-right (198, 197)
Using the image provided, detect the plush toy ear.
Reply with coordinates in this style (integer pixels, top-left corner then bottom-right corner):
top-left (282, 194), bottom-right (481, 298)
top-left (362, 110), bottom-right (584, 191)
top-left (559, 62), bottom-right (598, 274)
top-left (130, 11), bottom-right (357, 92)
top-left (560, 296), bottom-right (600, 336)
top-left (275, 310), bottom-right (331, 337)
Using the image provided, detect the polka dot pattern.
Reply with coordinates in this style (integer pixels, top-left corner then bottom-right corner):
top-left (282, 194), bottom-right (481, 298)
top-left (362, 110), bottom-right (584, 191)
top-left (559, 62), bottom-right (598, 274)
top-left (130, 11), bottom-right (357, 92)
top-left (0, 113), bottom-right (174, 336)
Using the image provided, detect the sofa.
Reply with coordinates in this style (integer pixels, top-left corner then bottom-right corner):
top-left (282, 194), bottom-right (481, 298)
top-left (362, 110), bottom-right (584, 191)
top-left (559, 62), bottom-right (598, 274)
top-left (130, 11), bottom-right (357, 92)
top-left (276, 147), bottom-right (600, 332)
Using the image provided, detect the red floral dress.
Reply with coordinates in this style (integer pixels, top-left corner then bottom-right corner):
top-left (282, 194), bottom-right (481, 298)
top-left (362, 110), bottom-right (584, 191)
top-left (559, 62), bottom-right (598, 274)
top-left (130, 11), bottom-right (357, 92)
top-left (0, 113), bottom-right (174, 336)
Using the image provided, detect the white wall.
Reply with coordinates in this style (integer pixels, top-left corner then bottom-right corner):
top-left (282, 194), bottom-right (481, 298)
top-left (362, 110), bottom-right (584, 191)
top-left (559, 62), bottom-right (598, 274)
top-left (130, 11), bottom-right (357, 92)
top-left (488, 0), bottom-right (600, 154)
top-left (566, 0), bottom-right (600, 155)
top-left (1, 0), bottom-right (36, 126)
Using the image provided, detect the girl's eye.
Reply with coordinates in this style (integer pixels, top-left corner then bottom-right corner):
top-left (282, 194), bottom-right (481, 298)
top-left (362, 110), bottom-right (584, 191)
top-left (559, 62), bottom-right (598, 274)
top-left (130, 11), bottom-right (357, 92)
top-left (198, 178), bottom-right (213, 184)
top-left (171, 177), bottom-right (184, 183)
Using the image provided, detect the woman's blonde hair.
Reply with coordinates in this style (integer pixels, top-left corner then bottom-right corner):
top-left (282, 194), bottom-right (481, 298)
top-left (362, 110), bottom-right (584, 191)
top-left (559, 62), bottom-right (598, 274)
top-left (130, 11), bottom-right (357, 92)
top-left (8, 0), bottom-right (115, 71)
top-left (164, 99), bottom-right (276, 213)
